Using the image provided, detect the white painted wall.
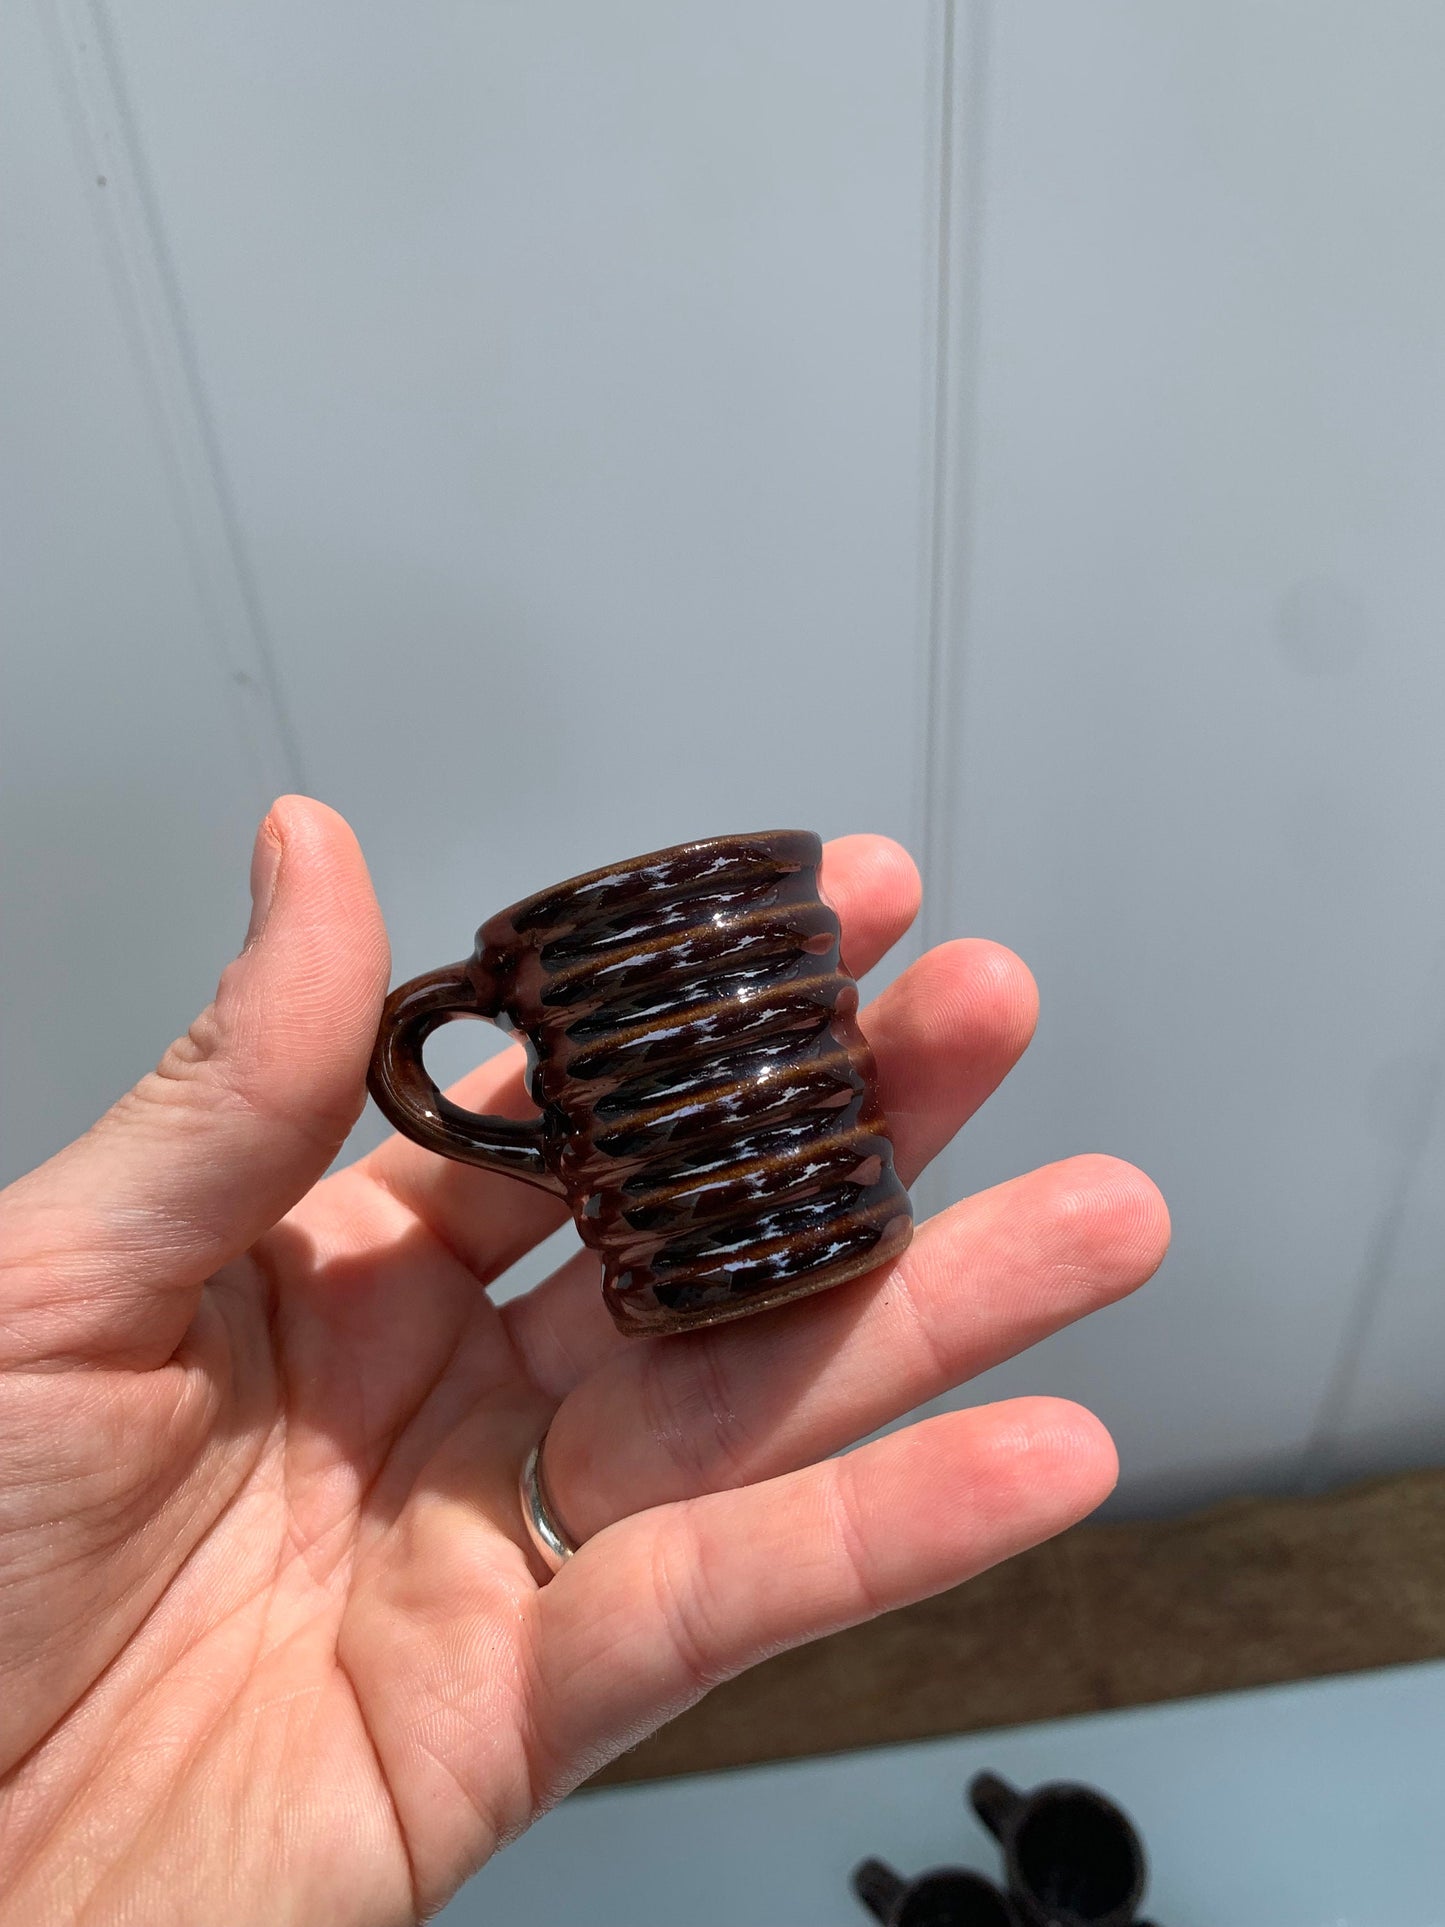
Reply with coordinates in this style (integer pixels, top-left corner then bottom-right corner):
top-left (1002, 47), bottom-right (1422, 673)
top-left (4, 0), bottom-right (1443, 1512)
top-left (921, 1), bottom-right (1445, 1513)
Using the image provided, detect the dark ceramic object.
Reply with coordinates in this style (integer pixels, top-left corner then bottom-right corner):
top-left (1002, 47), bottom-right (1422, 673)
top-left (368, 830), bottom-right (912, 1336)
top-left (852, 1858), bottom-right (1017, 1927)
top-left (969, 1775), bottom-right (1152, 1927)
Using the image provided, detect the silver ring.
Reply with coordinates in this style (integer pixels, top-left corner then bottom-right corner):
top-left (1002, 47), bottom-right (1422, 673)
top-left (519, 1431), bottom-right (578, 1574)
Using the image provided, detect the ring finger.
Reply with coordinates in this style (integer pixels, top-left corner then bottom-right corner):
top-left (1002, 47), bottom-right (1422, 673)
top-left (538, 1152), bottom-right (1169, 1546)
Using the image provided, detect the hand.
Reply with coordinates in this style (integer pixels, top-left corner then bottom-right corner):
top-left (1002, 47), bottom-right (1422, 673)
top-left (0, 799), bottom-right (1169, 1925)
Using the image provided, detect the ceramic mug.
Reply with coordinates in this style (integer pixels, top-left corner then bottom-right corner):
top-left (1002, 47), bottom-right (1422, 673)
top-left (852, 1858), bottom-right (1018, 1927)
top-left (968, 1775), bottom-right (1152, 1927)
top-left (367, 830), bottom-right (913, 1336)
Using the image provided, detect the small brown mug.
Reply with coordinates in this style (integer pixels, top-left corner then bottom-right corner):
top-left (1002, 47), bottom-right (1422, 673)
top-left (367, 830), bottom-right (912, 1336)
top-left (852, 1858), bottom-right (1018, 1926)
top-left (968, 1775), bottom-right (1151, 1927)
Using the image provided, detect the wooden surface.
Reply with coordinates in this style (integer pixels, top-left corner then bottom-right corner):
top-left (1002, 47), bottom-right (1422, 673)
top-left (592, 1468), bottom-right (1445, 1786)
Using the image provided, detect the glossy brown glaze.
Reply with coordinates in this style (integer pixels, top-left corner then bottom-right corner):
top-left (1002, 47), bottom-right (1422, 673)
top-left (367, 831), bottom-right (913, 1335)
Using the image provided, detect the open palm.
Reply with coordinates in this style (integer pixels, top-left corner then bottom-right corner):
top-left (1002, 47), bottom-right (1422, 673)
top-left (0, 799), bottom-right (1168, 1925)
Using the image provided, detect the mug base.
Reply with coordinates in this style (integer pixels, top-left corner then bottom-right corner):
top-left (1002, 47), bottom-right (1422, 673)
top-left (603, 1213), bottom-right (914, 1338)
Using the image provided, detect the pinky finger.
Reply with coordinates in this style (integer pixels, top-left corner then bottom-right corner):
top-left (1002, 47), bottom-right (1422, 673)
top-left (531, 1397), bottom-right (1116, 1790)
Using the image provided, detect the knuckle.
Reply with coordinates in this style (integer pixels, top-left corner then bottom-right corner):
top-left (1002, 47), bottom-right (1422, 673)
top-left (647, 1524), bottom-right (725, 1693)
top-left (877, 1252), bottom-right (955, 1388)
top-left (637, 1332), bottom-right (758, 1495)
top-left (824, 1460), bottom-right (887, 1621)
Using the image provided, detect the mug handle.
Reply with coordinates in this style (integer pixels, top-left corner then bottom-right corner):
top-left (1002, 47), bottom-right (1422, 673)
top-left (850, 1859), bottom-right (905, 1924)
top-left (969, 1772), bottom-right (1024, 1842)
top-left (367, 961), bottom-right (564, 1195)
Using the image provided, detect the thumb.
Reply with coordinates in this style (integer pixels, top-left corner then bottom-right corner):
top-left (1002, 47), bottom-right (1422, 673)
top-left (0, 796), bottom-right (390, 1366)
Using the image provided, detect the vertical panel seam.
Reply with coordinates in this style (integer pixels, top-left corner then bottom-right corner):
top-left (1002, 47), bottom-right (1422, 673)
top-left (36, 0), bottom-right (306, 799)
top-left (1302, 964), bottom-right (1445, 1490)
top-left (919, 0), bottom-right (991, 960)
top-left (911, 0), bottom-right (953, 938)
top-left (915, 0), bottom-right (991, 1218)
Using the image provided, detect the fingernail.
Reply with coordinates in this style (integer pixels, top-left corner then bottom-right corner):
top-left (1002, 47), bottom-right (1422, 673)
top-left (243, 814), bottom-right (283, 950)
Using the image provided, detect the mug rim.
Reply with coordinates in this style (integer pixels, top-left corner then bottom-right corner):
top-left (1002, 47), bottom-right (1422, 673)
top-left (1010, 1783), bottom-right (1145, 1915)
top-left (478, 827), bottom-right (821, 937)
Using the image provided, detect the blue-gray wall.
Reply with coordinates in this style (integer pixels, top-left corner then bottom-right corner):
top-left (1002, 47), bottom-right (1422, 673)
top-left (4, 0), bottom-right (1444, 1516)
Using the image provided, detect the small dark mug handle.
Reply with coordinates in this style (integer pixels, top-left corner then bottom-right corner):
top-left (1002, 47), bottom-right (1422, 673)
top-left (852, 1859), bottom-right (906, 1922)
top-left (969, 1772), bottom-right (1023, 1842)
top-left (367, 961), bottom-right (564, 1195)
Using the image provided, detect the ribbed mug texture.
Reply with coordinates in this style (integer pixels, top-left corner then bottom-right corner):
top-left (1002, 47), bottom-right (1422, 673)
top-left (368, 831), bottom-right (912, 1335)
